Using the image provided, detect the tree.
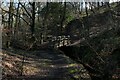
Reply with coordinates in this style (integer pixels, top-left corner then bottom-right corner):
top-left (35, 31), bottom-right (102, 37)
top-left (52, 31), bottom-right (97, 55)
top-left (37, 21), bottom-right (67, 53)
top-left (31, 2), bottom-right (35, 35)
top-left (60, 2), bottom-right (66, 35)
top-left (19, 2), bottom-right (36, 36)
top-left (85, 2), bottom-right (88, 16)
top-left (14, 2), bottom-right (20, 40)
top-left (6, 2), bottom-right (14, 48)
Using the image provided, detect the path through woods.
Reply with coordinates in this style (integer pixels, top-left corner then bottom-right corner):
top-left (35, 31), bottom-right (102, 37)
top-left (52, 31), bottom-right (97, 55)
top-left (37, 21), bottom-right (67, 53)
top-left (2, 49), bottom-right (90, 80)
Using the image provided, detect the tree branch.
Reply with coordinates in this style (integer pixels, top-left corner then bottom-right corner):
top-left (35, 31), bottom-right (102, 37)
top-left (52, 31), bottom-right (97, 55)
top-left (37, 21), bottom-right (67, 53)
top-left (1, 8), bottom-right (30, 26)
top-left (19, 2), bottom-right (33, 19)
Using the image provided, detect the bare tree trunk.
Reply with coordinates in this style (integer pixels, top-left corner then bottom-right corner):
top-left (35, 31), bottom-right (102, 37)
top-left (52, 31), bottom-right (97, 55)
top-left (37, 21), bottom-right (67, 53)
top-left (37, 2), bottom-right (41, 22)
top-left (60, 2), bottom-right (66, 35)
top-left (14, 2), bottom-right (20, 40)
top-left (41, 2), bottom-right (48, 43)
top-left (7, 2), bottom-right (13, 48)
top-left (97, 2), bottom-right (100, 9)
top-left (101, 2), bottom-right (104, 6)
top-left (31, 2), bottom-right (35, 35)
top-left (81, 2), bottom-right (83, 13)
top-left (85, 2), bottom-right (88, 17)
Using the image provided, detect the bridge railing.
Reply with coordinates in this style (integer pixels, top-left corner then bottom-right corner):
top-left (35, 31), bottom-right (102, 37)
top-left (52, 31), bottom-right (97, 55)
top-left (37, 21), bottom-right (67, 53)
top-left (48, 35), bottom-right (71, 48)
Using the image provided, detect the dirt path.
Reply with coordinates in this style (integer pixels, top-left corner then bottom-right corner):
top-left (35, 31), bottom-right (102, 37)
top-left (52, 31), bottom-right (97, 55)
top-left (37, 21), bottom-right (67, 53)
top-left (2, 49), bottom-right (90, 80)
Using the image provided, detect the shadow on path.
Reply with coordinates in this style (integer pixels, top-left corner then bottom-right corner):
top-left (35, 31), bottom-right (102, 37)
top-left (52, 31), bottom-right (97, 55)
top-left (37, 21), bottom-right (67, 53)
top-left (2, 49), bottom-right (91, 80)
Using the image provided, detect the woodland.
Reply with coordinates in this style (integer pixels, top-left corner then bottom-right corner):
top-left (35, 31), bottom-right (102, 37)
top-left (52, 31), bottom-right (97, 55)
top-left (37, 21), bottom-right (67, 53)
top-left (0, 1), bottom-right (120, 80)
